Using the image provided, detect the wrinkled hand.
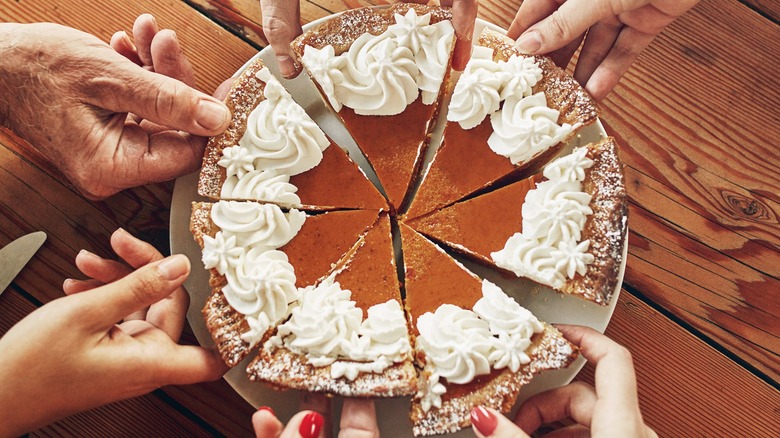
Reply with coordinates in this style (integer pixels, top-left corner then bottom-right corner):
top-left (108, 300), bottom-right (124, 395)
top-left (508, 0), bottom-right (700, 100)
top-left (470, 325), bottom-right (657, 437)
top-left (261, 0), bottom-right (478, 78)
top-left (252, 395), bottom-right (379, 438)
top-left (0, 229), bottom-right (227, 436)
top-left (0, 15), bottom-right (230, 199)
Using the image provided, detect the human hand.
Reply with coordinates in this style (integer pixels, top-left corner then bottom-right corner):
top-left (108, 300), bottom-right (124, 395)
top-left (252, 396), bottom-right (379, 438)
top-left (507, 0), bottom-right (700, 100)
top-left (0, 16), bottom-right (231, 199)
top-left (260, 0), bottom-right (478, 79)
top-left (0, 229), bottom-right (227, 436)
top-left (469, 325), bottom-right (657, 437)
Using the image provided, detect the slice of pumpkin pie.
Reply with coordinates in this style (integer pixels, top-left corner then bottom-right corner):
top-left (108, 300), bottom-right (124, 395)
top-left (248, 214), bottom-right (417, 397)
top-left (406, 137), bottom-right (627, 305)
top-left (198, 58), bottom-right (386, 211)
top-left (403, 28), bottom-right (598, 220)
top-left (190, 201), bottom-right (379, 366)
top-left (399, 223), bottom-right (577, 436)
top-left (292, 3), bottom-right (456, 210)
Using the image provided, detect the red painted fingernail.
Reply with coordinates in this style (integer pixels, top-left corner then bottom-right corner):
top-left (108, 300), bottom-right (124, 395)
top-left (257, 406), bottom-right (275, 416)
top-left (299, 411), bottom-right (324, 438)
top-left (471, 406), bottom-right (498, 436)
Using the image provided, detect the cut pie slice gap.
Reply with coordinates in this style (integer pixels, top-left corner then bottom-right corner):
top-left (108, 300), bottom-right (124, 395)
top-left (198, 57), bottom-right (386, 211)
top-left (403, 28), bottom-right (599, 220)
top-left (247, 213), bottom-right (417, 397)
top-left (406, 137), bottom-right (627, 305)
top-left (190, 201), bottom-right (380, 366)
top-left (399, 223), bottom-right (578, 436)
top-left (292, 3), bottom-right (457, 211)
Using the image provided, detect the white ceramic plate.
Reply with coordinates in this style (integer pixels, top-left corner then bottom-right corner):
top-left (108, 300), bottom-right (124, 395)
top-left (170, 13), bottom-right (624, 437)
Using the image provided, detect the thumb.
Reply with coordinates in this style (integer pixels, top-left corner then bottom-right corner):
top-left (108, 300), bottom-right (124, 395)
top-left (91, 64), bottom-right (230, 136)
top-left (471, 406), bottom-right (531, 438)
top-left (514, 0), bottom-right (634, 54)
top-left (79, 254), bottom-right (191, 330)
top-left (261, 0), bottom-right (303, 79)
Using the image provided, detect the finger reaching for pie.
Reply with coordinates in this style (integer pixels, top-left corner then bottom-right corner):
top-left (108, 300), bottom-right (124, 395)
top-left (507, 0), bottom-right (700, 100)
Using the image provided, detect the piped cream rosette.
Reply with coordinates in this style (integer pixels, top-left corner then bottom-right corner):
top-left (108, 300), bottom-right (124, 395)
top-left (300, 8), bottom-right (455, 116)
top-left (447, 45), bottom-right (577, 165)
top-left (491, 146), bottom-right (596, 289)
top-left (216, 67), bottom-right (331, 204)
top-left (414, 280), bottom-right (555, 412)
top-left (266, 277), bottom-right (412, 381)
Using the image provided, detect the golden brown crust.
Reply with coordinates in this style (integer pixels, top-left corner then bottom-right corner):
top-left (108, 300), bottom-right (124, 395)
top-left (198, 59), bottom-right (269, 200)
top-left (561, 137), bottom-right (627, 305)
top-left (292, 3), bottom-right (453, 57)
top-left (410, 324), bottom-right (578, 436)
top-left (477, 28), bottom-right (599, 132)
top-left (247, 344), bottom-right (418, 397)
top-left (191, 202), bottom-right (259, 366)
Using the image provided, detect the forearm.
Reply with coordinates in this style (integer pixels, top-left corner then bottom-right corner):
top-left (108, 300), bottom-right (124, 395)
top-left (0, 23), bottom-right (23, 128)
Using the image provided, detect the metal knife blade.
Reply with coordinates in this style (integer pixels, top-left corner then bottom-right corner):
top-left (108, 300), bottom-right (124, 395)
top-left (0, 231), bottom-right (47, 294)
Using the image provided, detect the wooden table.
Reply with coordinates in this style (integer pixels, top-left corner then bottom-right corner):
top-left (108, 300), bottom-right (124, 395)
top-left (1, 0), bottom-right (778, 436)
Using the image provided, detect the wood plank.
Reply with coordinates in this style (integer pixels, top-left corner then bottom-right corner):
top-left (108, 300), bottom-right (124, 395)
top-left (594, 0), bottom-right (780, 381)
top-left (573, 292), bottom-right (780, 438)
top-left (0, 290), bottom-right (213, 437)
top-left (740, 0), bottom-right (780, 22)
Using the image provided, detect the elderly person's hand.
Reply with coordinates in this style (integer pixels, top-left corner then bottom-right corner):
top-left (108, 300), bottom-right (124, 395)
top-left (0, 14), bottom-right (230, 199)
top-left (252, 396), bottom-right (379, 438)
top-left (261, 0), bottom-right (478, 79)
top-left (0, 229), bottom-right (227, 436)
top-left (469, 325), bottom-right (657, 437)
top-left (507, 0), bottom-right (700, 100)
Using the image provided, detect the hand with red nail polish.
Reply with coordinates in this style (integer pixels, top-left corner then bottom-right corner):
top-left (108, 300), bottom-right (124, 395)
top-left (251, 398), bottom-right (379, 438)
top-left (470, 326), bottom-right (657, 438)
top-left (506, 0), bottom-right (699, 100)
top-left (0, 229), bottom-right (228, 437)
top-left (0, 14), bottom-right (231, 199)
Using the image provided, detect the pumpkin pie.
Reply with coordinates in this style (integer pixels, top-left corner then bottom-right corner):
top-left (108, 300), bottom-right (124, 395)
top-left (190, 201), bottom-right (379, 365)
top-left (247, 213), bottom-right (418, 396)
top-left (399, 223), bottom-right (578, 435)
top-left (198, 58), bottom-right (386, 211)
top-left (292, 3), bottom-right (456, 211)
top-left (407, 137), bottom-right (627, 305)
top-left (403, 28), bottom-right (599, 220)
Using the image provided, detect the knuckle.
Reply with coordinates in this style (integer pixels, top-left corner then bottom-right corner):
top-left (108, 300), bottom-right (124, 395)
top-left (546, 10), bottom-right (574, 41)
top-left (153, 79), bottom-right (196, 122)
top-left (263, 15), bottom-right (295, 43)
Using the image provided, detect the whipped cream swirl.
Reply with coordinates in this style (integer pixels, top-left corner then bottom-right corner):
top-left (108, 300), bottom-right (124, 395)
top-left (220, 169), bottom-right (301, 206)
top-left (301, 8), bottom-right (454, 115)
top-left (447, 48), bottom-right (543, 130)
top-left (415, 280), bottom-right (545, 411)
top-left (488, 92), bottom-right (574, 165)
top-left (210, 201), bottom-right (305, 249)
top-left (236, 68), bottom-right (329, 176)
top-left (269, 279), bottom-right (411, 380)
top-left (221, 249), bottom-right (298, 347)
top-left (492, 147), bottom-right (596, 289)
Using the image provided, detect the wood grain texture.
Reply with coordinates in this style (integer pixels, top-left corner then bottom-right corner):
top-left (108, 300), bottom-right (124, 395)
top-left (596, 0), bottom-right (780, 382)
top-left (574, 292), bottom-right (780, 438)
top-left (740, 0), bottom-right (780, 22)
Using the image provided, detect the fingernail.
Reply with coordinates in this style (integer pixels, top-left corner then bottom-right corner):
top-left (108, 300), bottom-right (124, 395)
top-left (158, 254), bottom-right (190, 280)
top-left (471, 406), bottom-right (498, 436)
top-left (299, 411), bottom-right (324, 438)
top-left (257, 406), bottom-right (275, 416)
top-left (78, 249), bottom-right (98, 260)
top-left (196, 99), bottom-right (229, 131)
top-left (515, 30), bottom-right (541, 53)
top-left (120, 31), bottom-right (136, 50)
top-left (277, 55), bottom-right (297, 78)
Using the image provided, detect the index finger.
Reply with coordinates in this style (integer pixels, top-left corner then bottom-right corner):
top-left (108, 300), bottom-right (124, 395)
top-left (261, 0), bottom-right (303, 78)
top-left (440, 0), bottom-right (478, 71)
top-left (512, 0), bottom-right (645, 54)
top-left (555, 324), bottom-right (639, 410)
top-left (339, 398), bottom-right (379, 438)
